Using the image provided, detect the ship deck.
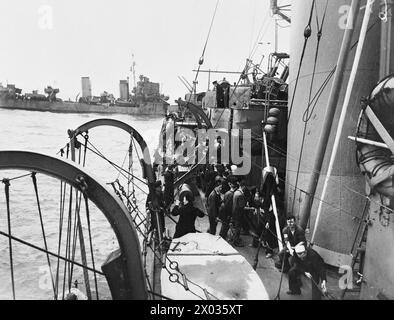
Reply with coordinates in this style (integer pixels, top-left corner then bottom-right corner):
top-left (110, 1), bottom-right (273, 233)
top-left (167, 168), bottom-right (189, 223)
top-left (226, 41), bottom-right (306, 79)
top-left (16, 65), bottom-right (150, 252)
top-left (162, 189), bottom-right (360, 301)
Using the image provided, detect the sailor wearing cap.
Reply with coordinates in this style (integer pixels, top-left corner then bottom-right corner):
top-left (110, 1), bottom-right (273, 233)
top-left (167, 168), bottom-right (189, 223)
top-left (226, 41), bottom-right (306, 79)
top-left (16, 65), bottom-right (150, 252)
top-left (287, 244), bottom-right (327, 299)
top-left (218, 177), bottom-right (239, 240)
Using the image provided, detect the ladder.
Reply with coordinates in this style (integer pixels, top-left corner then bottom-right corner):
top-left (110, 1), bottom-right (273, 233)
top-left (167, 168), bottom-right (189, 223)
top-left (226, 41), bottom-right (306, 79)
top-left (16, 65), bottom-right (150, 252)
top-left (340, 202), bottom-right (369, 299)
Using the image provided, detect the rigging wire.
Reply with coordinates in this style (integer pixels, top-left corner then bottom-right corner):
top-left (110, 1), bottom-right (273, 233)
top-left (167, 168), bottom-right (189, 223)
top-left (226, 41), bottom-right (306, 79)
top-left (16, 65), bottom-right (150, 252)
top-left (249, 10), bottom-right (272, 61)
top-left (147, 290), bottom-right (173, 300)
top-left (62, 184), bottom-right (73, 298)
top-left (3, 179), bottom-right (16, 300)
top-left (248, 0), bottom-right (258, 57)
top-left (69, 189), bottom-right (83, 292)
top-left (209, 5), bottom-right (273, 130)
top-left (55, 180), bottom-right (67, 299)
top-left (83, 140), bottom-right (148, 189)
top-left (189, 0), bottom-right (220, 97)
top-left (287, 0), bottom-right (316, 122)
top-left (84, 194), bottom-right (99, 300)
top-left (291, 0), bottom-right (328, 215)
top-left (0, 230), bottom-right (104, 275)
top-left (31, 172), bottom-right (57, 297)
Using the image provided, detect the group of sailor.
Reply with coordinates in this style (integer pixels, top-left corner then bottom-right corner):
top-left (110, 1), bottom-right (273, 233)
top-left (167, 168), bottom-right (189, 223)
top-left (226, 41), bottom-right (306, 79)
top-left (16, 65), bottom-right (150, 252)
top-left (147, 163), bottom-right (328, 300)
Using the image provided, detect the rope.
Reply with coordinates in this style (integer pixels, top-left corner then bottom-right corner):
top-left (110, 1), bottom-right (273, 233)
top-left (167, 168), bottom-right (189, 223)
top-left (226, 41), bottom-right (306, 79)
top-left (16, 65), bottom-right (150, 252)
top-left (0, 230), bottom-right (104, 275)
top-left (116, 148), bottom-right (129, 182)
top-left (147, 290), bottom-right (173, 300)
top-left (62, 185), bottom-right (73, 299)
top-left (274, 250), bottom-right (287, 300)
top-left (291, 0), bottom-right (328, 215)
top-left (3, 179), bottom-right (15, 299)
top-left (55, 180), bottom-right (66, 299)
top-left (113, 180), bottom-right (147, 224)
top-left (308, 273), bottom-right (336, 300)
top-left (287, 0), bottom-right (315, 122)
top-left (84, 194), bottom-right (99, 300)
top-left (6, 173), bottom-right (31, 182)
top-left (252, 228), bottom-right (267, 270)
top-left (69, 190), bottom-right (82, 290)
top-left (31, 172), bottom-right (57, 296)
top-left (248, 9), bottom-right (272, 61)
top-left (82, 133), bottom-right (88, 166)
top-left (191, 0), bottom-right (220, 94)
top-left (69, 144), bottom-right (86, 291)
top-left (128, 137), bottom-right (135, 205)
top-left (84, 141), bottom-right (148, 188)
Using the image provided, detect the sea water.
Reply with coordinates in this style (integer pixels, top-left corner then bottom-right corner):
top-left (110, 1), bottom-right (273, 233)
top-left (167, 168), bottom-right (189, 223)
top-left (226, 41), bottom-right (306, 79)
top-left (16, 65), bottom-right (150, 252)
top-left (0, 108), bottom-right (163, 299)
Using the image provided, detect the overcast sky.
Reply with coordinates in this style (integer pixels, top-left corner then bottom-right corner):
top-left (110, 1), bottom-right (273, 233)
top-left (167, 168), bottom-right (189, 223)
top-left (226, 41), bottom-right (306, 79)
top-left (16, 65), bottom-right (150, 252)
top-left (0, 0), bottom-right (290, 102)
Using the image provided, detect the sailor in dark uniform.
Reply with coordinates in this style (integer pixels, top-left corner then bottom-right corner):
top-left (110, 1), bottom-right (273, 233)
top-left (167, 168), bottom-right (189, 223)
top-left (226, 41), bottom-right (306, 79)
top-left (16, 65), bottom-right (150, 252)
top-left (163, 165), bottom-right (175, 208)
top-left (276, 215), bottom-right (306, 272)
top-left (218, 176), bottom-right (238, 241)
top-left (171, 192), bottom-right (205, 239)
top-left (145, 180), bottom-right (166, 235)
top-left (287, 244), bottom-right (327, 300)
top-left (206, 176), bottom-right (223, 235)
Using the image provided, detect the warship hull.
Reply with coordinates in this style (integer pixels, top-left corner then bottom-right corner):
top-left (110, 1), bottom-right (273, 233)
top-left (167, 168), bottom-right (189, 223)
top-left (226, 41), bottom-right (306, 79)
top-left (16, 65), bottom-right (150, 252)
top-left (0, 97), bottom-right (168, 116)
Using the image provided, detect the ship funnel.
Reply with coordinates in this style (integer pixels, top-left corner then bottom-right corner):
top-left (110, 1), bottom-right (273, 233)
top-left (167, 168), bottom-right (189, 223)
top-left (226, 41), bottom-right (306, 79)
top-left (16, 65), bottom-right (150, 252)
top-left (81, 77), bottom-right (92, 98)
top-left (119, 80), bottom-right (130, 101)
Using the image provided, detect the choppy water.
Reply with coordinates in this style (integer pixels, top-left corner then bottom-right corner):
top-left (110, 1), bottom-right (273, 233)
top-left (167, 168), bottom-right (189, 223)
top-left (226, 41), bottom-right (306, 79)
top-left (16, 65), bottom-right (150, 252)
top-left (0, 109), bottom-right (163, 299)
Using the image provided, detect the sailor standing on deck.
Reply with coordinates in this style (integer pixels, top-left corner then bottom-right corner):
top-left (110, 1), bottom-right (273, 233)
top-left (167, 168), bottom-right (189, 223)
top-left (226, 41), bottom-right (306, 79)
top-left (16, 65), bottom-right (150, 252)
top-left (207, 176), bottom-right (223, 235)
top-left (218, 176), bottom-right (238, 241)
top-left (287, 244), bottom-right (327, 300)
top-left (276, 215), bottom-right (306, 272)
top-left (163, 165), bottom-right (175, 209)
top-left (231, 177), bottom-right (247, 247)
top-left (145, 180), bottom-right (166, 235)
top-left (252, 191), bottom-right (277, 258)
top-left (171, 192), bottom-right (205, 239)
top-left (204, 165), bottom-right (218, 200)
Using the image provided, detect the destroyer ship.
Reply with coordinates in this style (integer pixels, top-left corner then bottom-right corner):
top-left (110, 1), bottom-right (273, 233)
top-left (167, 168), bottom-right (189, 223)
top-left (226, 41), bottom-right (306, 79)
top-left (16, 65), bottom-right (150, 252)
top-left (0, 74), bottom-right (170, 116)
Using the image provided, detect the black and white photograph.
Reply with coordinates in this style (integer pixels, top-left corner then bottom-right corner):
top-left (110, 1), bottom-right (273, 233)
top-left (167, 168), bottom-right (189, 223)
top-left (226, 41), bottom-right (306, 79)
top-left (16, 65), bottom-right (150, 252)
top-left (0, 0), bottom-right (393, 307)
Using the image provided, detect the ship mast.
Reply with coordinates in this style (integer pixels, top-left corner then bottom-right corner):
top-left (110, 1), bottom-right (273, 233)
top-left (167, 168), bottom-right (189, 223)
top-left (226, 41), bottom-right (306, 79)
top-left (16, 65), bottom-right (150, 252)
top-left (270, 0), bottom-right (291, 23)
